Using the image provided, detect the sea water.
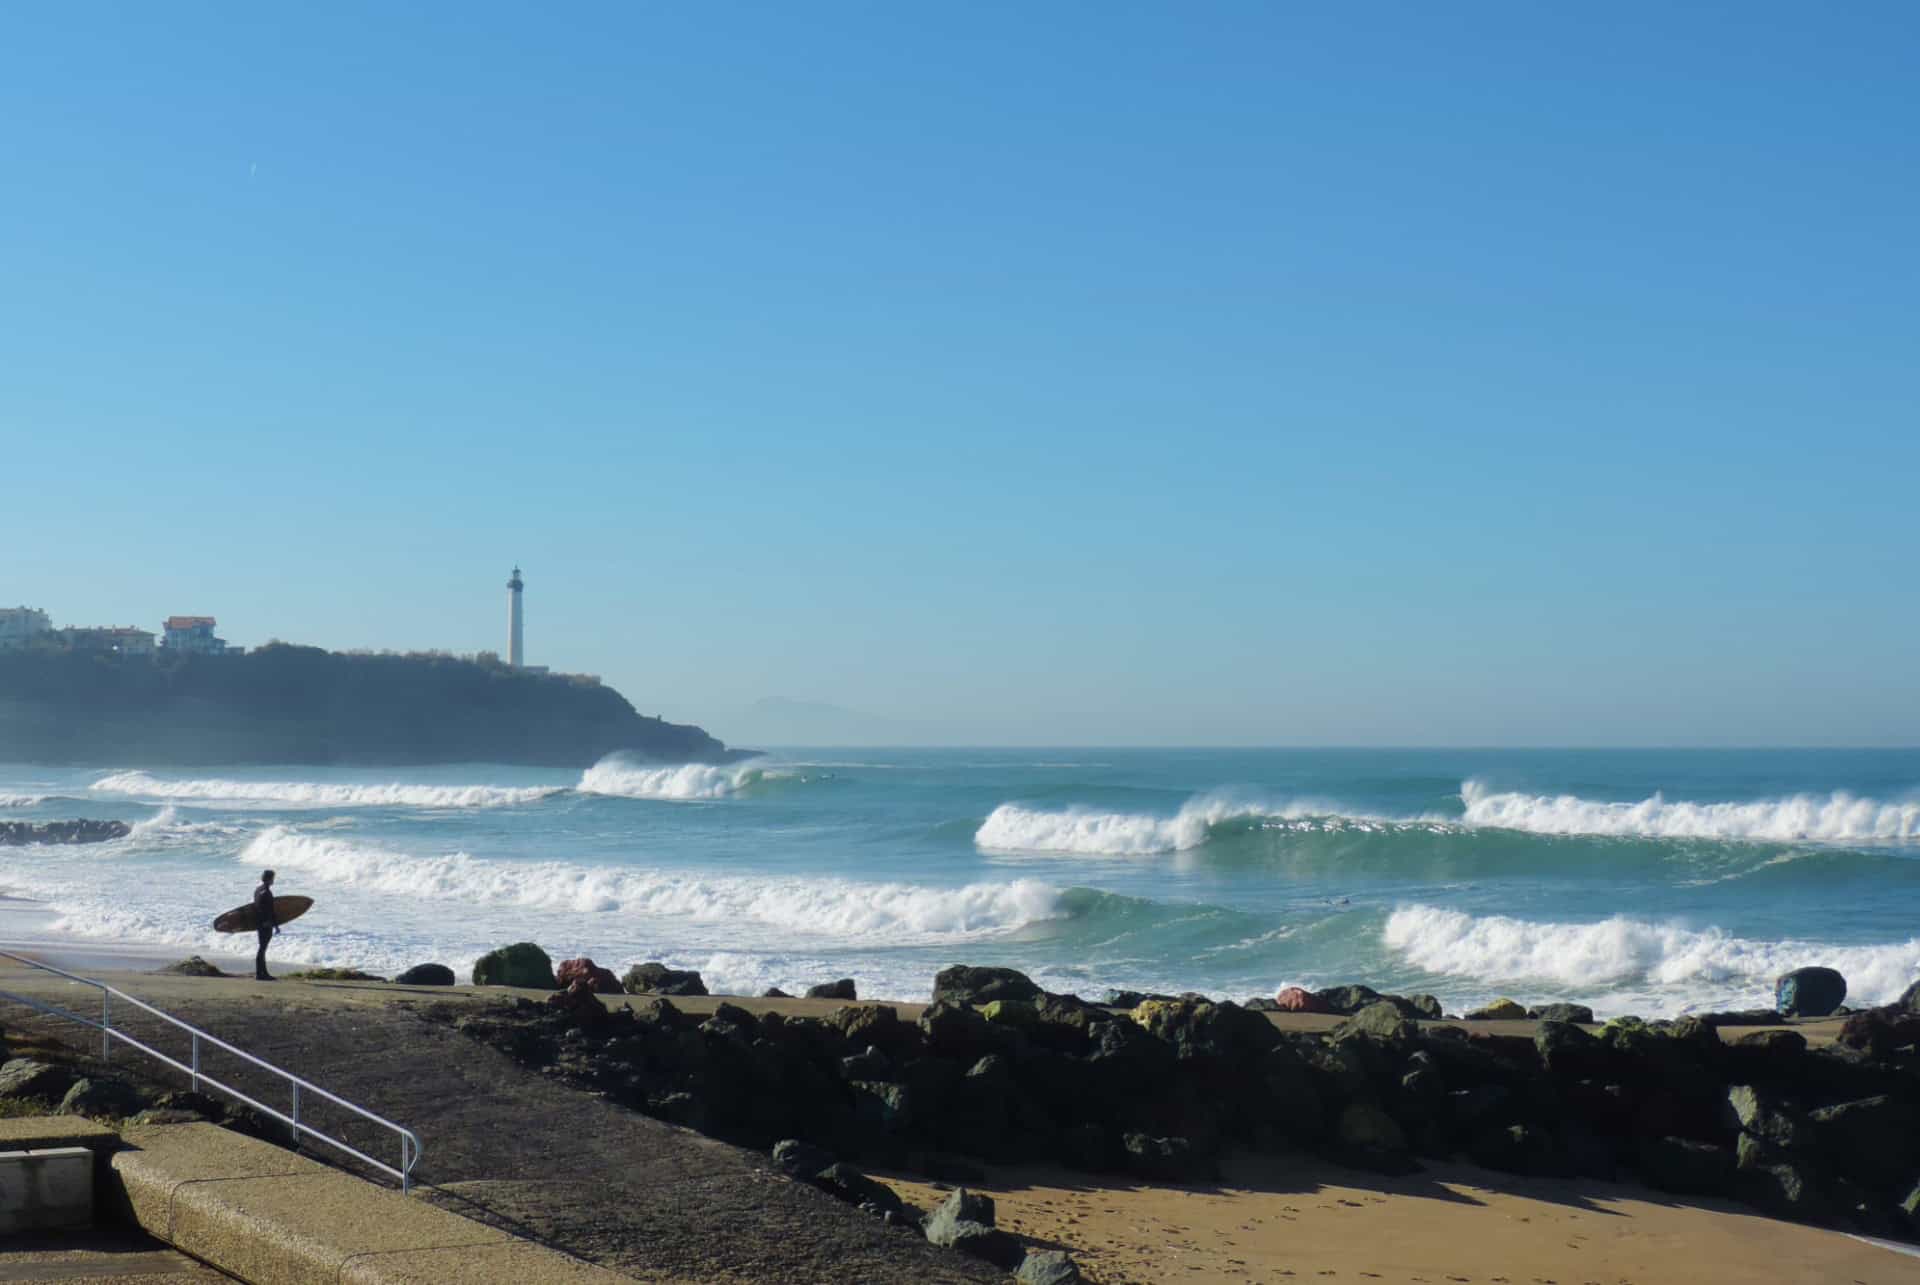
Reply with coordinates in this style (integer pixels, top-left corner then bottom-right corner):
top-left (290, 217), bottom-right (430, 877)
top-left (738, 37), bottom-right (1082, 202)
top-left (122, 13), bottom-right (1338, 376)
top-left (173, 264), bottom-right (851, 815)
top-left (2, 749), bottom-right (1916, 1018)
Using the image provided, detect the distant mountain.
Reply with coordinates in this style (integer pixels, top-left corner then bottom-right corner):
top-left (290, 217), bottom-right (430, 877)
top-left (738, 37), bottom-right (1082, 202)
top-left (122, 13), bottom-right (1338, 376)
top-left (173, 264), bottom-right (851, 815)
top-left (0, 643), bottom-right (741, 766)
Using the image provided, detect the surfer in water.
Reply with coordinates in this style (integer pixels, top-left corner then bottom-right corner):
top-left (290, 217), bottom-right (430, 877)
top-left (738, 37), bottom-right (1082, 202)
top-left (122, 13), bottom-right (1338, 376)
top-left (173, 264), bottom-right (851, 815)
top-left (253, 869), bottom-right (278, 981)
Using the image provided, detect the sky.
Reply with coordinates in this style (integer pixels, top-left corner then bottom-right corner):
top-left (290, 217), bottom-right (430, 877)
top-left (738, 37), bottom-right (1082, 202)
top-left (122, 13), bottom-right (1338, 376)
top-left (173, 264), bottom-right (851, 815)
top-left (3, 3), bottom-right (1915, 747)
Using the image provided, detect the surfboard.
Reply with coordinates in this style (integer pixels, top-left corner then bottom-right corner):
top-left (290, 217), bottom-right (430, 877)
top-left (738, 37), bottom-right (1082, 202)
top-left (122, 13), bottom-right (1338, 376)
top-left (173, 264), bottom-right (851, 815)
top-left (212, 895), bottom-right (314, 934)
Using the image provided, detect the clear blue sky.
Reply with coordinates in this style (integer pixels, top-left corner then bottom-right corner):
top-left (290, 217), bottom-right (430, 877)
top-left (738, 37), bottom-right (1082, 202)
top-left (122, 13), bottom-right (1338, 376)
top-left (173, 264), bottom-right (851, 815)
top-left (4, 3), bottom-right (1915, 746)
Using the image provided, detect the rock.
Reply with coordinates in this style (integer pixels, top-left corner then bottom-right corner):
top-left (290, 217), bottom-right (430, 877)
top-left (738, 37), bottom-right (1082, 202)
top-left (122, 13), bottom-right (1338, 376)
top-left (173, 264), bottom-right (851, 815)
top-left (806, 978), bottom-right (857, 1000)
top-left (1130, 998), bottom-right (1280, 1059)
top-left (771, 1138), bottom-right (835, 1178)
top-left (924, 1187), bottom-right (1021, 1267)
top-left (285, 967), bottom-right (385, 982)
top-left (620, 961), bottom-right (707, 996)
top-left (0, 1058), bottom-right (77, 1103)
top-left (1528, 1002), bottom-right (1595, 1024)
top-left (1407, 994), bottom-right (1444, 1020)
top-left (762, 987), bottom-right (792, 998)
top-left (1737, 1156), bottom-right (1829, 1220)
top-left (813, 1161), bottom-right (911, 1221)
top-left (981, 999), bottom-right (1038, 1026)
top-left (545, 979), bottom-right (608, 1023)
top-left (129, 1108), bottom-right (205, 1126)
top-left (1016, 1248), bottom-right (1084, 1284)
top-left (57, 1077), bottom-right (146, 1118)
top-left (1242, 996), bottom-right (1280, 1012)
top-left (933, 965), bottom-right (1042, 1008)
top-left (556, 957), bottom-right (622, 994)
top-left (1638, 1136), bottom-right (1733, 1196)
top-left (1896, 978), bottom-right (1920, 1013)
top-left (1732, 1028), bottom-right (1806, 1054)
top-left (1313, 984), bottom-right (1382, 1015)
top-left (1810, 1095), bottom-right (1918, 1187)
top-left (840, 1046), bottom-right (892, 1081)
top-left (393, 963), bottom-right (456, 986)
top-left (919, 1000), bottom-right (995, 1060)
top-left (1469, 1124), bottom-right (1569, 1178)
top-left (1103, 989), bottom-right (1168, 1008)
top-left (1835, 1006), bottom-right (1920, 1058)
top-left (154, 1090), bottom-right (225, 1118)
top-left (1722, 1084), bottom-right (1813, 1150)
top-left (1331, 1001), bottom-right (1416, 1048)
top-left (1465, 998), bottom-right (1527, 1021)
top-left (471, 942), bottom-right (558, 989)
top-left (1535, 1020), bottom-right (1610, 1078)
top-left (1336, 1103), bottom-right (1407, 1154)
top-left (156, 956), bottom-right (225, 977)
top-left (1122, 1132), bottom-right (1213, 1181)
top-left (1275, 986), bottom-right (1332, 1014)
top-left (1775, 966), bottom-right (1846, 1018)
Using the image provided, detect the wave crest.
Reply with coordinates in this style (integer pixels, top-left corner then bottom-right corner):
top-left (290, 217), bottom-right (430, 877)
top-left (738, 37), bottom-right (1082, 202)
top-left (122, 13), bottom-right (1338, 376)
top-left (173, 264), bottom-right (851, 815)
top-left (975, 795), bottom-right (1339, 855)
top-left (92, 771), bottom-right (562, 810)
top-left (1459, 780), bottom-right (1920, 842)
top-left (1383, 903), bottom-right (1920, 1008)
top-left (240, 827), bottom-right (1061, 941)
top-left (576, 758), bottom-right (787, 801)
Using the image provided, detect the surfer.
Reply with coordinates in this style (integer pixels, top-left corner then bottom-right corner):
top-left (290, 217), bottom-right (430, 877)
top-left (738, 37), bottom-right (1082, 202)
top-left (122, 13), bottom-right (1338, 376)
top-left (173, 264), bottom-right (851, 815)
top-left (253, 869), bottom-right (278, 981)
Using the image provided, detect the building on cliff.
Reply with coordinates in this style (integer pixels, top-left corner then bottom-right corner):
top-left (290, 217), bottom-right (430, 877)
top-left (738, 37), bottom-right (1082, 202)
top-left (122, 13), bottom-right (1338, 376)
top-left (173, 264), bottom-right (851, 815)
top-left (61, 625), bottom-right (156, 658)
top-left (0, 607), bottom-right (52, 650)
top-left (162, 615), bottom-right (229, 655)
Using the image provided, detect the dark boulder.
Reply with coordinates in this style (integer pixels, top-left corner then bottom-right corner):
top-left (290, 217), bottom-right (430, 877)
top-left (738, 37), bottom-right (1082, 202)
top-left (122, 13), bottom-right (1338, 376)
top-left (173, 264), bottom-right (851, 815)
top-left (1639, 1136), bottom-right (1735, 1196)
top-left (840, 1046), bottom-right (892, 1082)
top-left (933, 965), bottom-right (1042, 1008)
top-left (813, 1161), bottom-right (912, 1222)
top-left (621, 961), bottom-right (708, 996)
top-left (0, 1058), bottom-right (77, 1103)
top-left (1835, 1006), bottom-right (1920, 1059)
top-left (1103, 989), bottom-right (1169, 1008)
top-left (1017, 1248), bottom-right (1084, 1284)
top-left (762, 987), bottom-right (792, 998)
top-left (919, 1001), bottom-right (996, 1062)
top-left (556, 957), bottom-right (623, 994)
top-left (472, 942), bottom-right (557, 989)
top-left (545, 979), bottom-right (609, 1023)
top-left (1314, 984), bottom-right (1382, 1016)
top-left (1464, 998), bottom-right (1528, 1021)
top-left (156, 956), bottom-right (226, 977)
top-left (1122, 1131), bottom-right (1215, 1182)
top-left (924, 1187), bottom-right (1022, 1268)
top-left (1242, 996), bottom-right (1280, 1012)
top-left (1535, 1020), bottom-right (1611, 1079)
top-left (1331, 1001), bottom-right (1417, 1049)
top-left (393, 963), bottom-right (455, 986)
top-left (1722, 1084), bottom-right (1813, 1151)
top-left (1528, 1002), bottom-right (1595, 1025)
top-left (806, 978), bottom-right (858, 1001)
top-left (57, 1077), bottom-right (146, 1118)
top-left (1896, 978), bottom-right (1920, 1014)
top-left (1810, 1095), bottom-right (1918, 1187)
top-left (771, 1138), bottom-right (835, 1178)
top-left (1776, 966), bottom-right (1846, 1018)
top-left (1407, 994), bottom-right (1444, 1020)
top-left (1469, 1123), bottom-right (1572, 1178)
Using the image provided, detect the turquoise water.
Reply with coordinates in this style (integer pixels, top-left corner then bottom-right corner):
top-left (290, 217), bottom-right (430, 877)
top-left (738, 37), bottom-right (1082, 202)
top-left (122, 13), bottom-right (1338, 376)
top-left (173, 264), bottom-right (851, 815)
top-left (3, 749), bottom-right (1917, 1017)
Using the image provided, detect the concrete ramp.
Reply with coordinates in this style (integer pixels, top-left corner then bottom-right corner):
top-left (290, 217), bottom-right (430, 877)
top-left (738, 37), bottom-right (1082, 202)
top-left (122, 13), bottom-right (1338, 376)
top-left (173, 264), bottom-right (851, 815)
top-left (112, 1123), bottom-right (637, 1284)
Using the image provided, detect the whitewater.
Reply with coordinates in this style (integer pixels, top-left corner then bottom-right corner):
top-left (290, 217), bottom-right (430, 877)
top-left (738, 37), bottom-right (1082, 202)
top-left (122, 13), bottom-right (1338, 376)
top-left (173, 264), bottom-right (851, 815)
top-left (5, 748), bottom-right (1918, 1015)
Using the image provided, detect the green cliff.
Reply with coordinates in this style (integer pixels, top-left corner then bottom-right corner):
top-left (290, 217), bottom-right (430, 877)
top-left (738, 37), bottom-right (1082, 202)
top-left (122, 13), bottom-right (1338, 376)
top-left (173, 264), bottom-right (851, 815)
top-left (0, 643), bottom-right (738, 766)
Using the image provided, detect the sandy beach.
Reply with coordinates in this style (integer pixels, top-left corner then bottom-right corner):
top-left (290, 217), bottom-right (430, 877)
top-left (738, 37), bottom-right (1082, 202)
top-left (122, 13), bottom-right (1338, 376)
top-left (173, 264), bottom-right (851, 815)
top-left (4, 942), bottom-right (1917, 1285)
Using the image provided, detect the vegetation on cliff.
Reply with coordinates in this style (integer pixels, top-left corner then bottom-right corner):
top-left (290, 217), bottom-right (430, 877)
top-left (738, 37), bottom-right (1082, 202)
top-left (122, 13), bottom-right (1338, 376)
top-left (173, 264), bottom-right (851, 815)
top-left (0, 643), bottom-right (735, 766)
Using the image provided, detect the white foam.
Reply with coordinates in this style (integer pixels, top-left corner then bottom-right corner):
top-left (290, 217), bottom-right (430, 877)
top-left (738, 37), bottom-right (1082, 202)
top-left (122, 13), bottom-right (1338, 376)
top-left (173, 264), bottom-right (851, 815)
top-left (1458, 779), bottom-right (1920, 843)
top-left (239, 827), bottom-right (1063, 942)
top-left (92, 771), bottom-right (562, 810)
top-left (0, 793), bottom-right (48, 807)
top-left (974, 794), bottom-right (1325, 855)
top-left (576, 758), bottom-right (783, 800)
top-left (1383, 904), bottom-right (1920, 1011)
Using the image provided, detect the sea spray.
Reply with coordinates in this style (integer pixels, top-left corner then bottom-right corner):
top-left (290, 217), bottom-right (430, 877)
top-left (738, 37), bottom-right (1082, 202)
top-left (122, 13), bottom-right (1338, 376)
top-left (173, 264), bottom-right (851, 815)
top-left (576, 757), bottom-right (790, 801)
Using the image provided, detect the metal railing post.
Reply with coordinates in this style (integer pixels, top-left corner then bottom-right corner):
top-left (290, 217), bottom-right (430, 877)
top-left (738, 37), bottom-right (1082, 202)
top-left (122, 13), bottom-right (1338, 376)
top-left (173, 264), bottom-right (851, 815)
top-left (291, 1082), bottom-right (301, 1150)
top-left (191, 1034), bottom-right (201, 1094)
top-left (101, 990), bottom-right (110, 1063)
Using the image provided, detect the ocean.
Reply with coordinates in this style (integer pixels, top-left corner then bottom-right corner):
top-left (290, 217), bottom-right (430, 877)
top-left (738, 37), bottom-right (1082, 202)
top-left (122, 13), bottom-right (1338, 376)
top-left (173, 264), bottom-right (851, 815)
top-left (2, 748), bottom-right (1916, 1019)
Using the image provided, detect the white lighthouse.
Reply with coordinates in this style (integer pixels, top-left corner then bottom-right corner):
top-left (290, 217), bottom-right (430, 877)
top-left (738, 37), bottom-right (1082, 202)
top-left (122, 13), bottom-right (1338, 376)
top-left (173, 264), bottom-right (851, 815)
top-left (506, 566), bottom-right (525, 668)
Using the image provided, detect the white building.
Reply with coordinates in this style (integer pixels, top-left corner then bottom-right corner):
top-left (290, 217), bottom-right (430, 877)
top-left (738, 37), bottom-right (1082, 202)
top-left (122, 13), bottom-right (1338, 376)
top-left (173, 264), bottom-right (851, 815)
top-left (507, 567), bottom-right (525, 668)
top-left (162, 615), bottom-right (228, 655)
top-left (0, 607), bottom-right (52, 650)
top-left (63, 625), bottom-right (156, 658)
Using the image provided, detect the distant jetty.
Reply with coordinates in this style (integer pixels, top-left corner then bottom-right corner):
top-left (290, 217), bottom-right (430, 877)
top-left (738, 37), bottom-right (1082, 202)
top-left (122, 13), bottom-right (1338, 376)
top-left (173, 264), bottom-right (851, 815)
top-left (0, 819), bottom-right (131, 845)
top-left (0, 644), bottom-right (743, 767)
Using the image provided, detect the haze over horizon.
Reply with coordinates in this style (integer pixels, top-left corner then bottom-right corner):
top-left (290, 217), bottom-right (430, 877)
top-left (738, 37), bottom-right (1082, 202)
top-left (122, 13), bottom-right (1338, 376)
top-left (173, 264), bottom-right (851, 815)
top-left (6, 4), bottom-right (1916, 749)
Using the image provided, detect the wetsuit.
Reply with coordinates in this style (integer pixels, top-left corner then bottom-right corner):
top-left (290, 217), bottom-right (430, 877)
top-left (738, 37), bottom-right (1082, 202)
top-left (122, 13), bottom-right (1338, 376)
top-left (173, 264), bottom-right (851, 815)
top-left (253, 882), bottom-right (277, 980)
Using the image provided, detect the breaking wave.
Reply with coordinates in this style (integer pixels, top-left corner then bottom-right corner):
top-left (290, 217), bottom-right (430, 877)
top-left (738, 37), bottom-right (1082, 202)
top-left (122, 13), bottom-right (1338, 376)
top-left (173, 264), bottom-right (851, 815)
top-left (1383, 904), bottom-right (1920, 1008)
top-left (0, 793), bottom-right (49, 807)
top-left (92, 771), bottom-right (562, 810)
top-left (975, 795), bottom-right (1369, 855)
top-left (1458, 779), bottom-right (1920, 843)
top-left (239, 827), bottom-right (1062, 942)
top-left (575, 758), bottom-right (794, 801)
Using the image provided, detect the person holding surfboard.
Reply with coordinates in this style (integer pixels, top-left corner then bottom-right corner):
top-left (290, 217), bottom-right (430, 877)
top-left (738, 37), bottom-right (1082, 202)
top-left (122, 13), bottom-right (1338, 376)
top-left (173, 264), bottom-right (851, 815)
top-left (253, 869), bottom-right (278, 981)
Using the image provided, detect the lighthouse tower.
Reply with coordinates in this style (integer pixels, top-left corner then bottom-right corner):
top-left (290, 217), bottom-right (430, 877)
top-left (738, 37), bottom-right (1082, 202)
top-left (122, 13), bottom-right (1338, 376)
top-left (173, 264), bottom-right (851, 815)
top-left (506, 566), bottom-right (525, 668)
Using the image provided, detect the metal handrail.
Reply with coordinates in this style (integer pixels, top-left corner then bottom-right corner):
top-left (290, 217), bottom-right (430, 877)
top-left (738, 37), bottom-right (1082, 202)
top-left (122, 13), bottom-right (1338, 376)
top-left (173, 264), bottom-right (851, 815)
top-left (0, 950), bottom-right (422, 1192)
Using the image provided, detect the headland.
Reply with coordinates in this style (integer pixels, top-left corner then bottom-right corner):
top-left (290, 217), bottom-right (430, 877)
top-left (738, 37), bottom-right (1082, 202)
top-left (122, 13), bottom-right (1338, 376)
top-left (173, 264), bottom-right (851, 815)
top-left (0, 644), bottom-right (743, 766)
